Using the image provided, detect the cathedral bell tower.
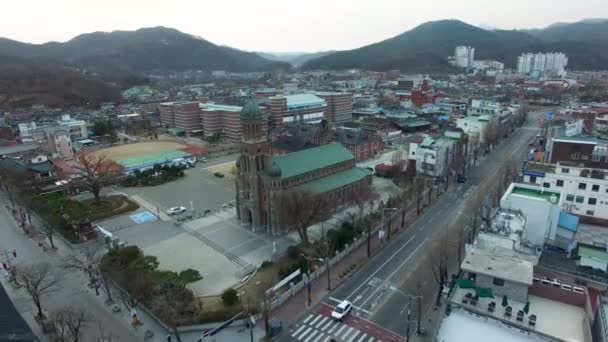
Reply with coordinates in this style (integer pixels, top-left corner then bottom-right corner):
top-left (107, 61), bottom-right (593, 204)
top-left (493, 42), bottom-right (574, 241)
top-left (236, 101), bottom-right (269, 232)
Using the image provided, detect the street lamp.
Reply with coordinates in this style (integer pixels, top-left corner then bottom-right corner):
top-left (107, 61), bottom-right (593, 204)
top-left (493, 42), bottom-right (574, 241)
top-left (389, 286), bottom-right (423, 340)
top-left (300, 253), bottom-right (324, 306)
top-left (239, 291), bottom-right (254, 342)
top-left (382, 208), bottom-right (398, 242)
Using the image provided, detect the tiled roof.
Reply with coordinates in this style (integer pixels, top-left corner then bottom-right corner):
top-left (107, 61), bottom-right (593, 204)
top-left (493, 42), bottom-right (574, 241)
top-left (297, 167), bottom-right (371, 193)
top-left (270, 143), bottom-right (353, 179)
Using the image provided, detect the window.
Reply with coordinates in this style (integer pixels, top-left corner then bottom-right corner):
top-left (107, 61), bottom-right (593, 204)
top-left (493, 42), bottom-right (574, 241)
top-left (529, 176), bottom-right (537, 183)
top-left (556, 179), bottom-right (564, 187)
top-left (589, 198), bottom-right (597, 205)
top-left (579, 183), bottom-right (587, 190)
top-left (592, 155), bottom-right (601, 162)
top-left (581, 155), bottom-right (589, 161)
top-left (592, 184), bottom-right (600, 192)
top-left (493, 278), bottom-right (505, 286)
top-left (576, 196), bottom-right (584, 203)
top-left (562, 168), bottom-right (569, 174)
top-left (566, 194), bottom-right (574, 202)
top-left (542, 182), bottom-right (550, 188)
top-left (587, 210), bottom-right (595, 216)
top-left (571, 153), bottom-right (580, 160)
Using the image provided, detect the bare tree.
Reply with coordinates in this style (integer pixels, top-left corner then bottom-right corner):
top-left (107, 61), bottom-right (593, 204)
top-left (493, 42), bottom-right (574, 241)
top-left (63, 247), bottom-right (113, 303)
top-left (430, 237), bottom-right (449, 306)
top-left (51, 306), bottom-right (90, 342)
top-left (277, 190), bottom-right (328, 245)
top-left (0, 168), bottom-right (25, 209)
top-left (152, 283), bottom-right (194, 342)
top-left (17, 263), bottom-right (63, 318)
top-left (413, 175), bottom-right (425, 215)
top-left (38, 217), bottom-right (59, 249)
top-left (96, 322), bottom-right (115, 342)
top-left (73, 154), bottom-right (120, 205)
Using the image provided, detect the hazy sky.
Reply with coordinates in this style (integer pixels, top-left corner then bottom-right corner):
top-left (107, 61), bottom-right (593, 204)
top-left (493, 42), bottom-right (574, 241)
top-left (3, 0), bottom-right (608, 52)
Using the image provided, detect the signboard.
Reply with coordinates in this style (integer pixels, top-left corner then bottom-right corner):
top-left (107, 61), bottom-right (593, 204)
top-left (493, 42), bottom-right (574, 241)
top-left (523, 170), bottom-right (546, 178)
top-left (271, 269), bottom-right (301, 293)
top-left (544, 112), bottom-right (554, 118)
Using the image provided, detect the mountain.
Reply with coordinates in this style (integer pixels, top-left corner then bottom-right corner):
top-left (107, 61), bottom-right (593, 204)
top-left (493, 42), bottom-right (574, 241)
top-left (0, 55), bottom-right (124, 108)
top-left (257, 51), bottom-right (335, 66)
top-left (0, 27), bottom-right (290, 74)
top-left (303, 19), bottom-right (608, 72)
top-left (524, 19), bottom-right (608, 42)
top-left (302, 20), bottom-right (543, 72)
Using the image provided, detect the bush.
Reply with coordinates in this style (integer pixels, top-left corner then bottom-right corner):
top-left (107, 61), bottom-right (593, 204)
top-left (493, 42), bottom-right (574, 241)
top-left (221, 288), bottom-right (239, 306)
top-left (260, 261), bottom-right (274, 269)
top-left (286, 245), bottom-right (301, 260)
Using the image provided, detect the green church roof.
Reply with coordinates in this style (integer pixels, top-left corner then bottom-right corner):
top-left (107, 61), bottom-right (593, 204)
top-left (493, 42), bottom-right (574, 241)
top-left (270, 143), bottom-right (354, 179)
top-left (297, 167), bottom-right (371, 193)
top-left (241, 101), bottom-right (262, 118)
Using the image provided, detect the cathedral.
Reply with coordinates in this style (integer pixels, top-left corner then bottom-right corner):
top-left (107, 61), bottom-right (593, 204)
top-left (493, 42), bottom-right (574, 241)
top-left (236, 101), bottom-right (372, 235)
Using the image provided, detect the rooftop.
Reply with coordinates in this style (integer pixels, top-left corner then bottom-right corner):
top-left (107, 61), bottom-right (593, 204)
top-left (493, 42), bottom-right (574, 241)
top-left (270, 143), bottom-right (354, 179)
top-left (461, 248), bottom-right (534, 285)
top-left (284, 94), bottom-right (326, 109)
top-left (297, 167), bottom-right (371, 193)
top-left (0, 283), bottom-right (36, 341)
top-left (438, 308), bottom-right (541, 342)
top-left (578, 245), bottom-right (608, 264)
top-left (510, 185), bottom-right (561, 203)
top-left (449, 289), bottom-right (586, 342)
top-left (201, 103), bottom-right (242, 112)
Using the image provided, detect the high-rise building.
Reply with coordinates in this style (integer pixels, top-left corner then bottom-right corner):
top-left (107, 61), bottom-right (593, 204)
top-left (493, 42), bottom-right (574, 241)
top-left (454, 46), bottom-right (475, 68)
top-left (160, 101), bottom-right (202, 133)
top-left (314, 92), bottom-right (353, 125)
top-left (516, 52), bottom-right (568, 76)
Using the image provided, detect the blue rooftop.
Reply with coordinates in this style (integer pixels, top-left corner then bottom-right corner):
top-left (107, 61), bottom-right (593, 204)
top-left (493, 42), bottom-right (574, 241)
top-left (558, 211), bottom-right (579, 232)
top-left (285, 94), bottom-right (326, 109)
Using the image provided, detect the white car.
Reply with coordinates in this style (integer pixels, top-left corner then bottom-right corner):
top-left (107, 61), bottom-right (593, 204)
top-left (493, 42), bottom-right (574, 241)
top-left (166, 206), bottom-right (186, 215)
top-left (331, 300), bottom-right (352, 321)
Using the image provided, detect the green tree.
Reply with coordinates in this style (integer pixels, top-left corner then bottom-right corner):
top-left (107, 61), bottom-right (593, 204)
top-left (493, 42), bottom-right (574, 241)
top-left (221, 288), bottom-right (239, 306)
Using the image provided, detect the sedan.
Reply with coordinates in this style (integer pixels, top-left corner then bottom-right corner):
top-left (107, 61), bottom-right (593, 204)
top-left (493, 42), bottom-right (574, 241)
top-left (166, 206), bottom-right (186, 215)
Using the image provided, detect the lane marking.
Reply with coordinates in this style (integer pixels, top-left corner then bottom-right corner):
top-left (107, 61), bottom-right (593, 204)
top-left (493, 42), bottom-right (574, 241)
top-left (315, 316), bottom-right (329, 328)
top-left (296, 327), bottom-right (312, 340)
top-left (348, 330), bottom-right (362, 342)
top-left (327, 321), bottom-right (340, 334)
top-left (341, 327), bottom-right (355, 340)
top-left (304, 330), bottom-right (319, 342)
top-left (356, 333), bottom-right (369, 342)
top-left (359, 239), bottom-right (428, 308)
top-left (309, 315), bottom-right (323, 326)
top-left (320, 318), bottom-right (334, 331)
top-left (303, 314), bottom-right (314, 324)
top-left (292, 325), bottom-right (307, 337)
top-left (346, 235), bottom-right (417, 301)
top-left (312, 333), bottom-right (327, 342)
top-left (334, 324), bottom-right (348, 337)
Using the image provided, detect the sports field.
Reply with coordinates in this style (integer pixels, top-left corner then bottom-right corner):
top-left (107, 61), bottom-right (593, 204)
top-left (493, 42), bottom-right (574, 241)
top-left (89, 141), bottom-right (189, 161)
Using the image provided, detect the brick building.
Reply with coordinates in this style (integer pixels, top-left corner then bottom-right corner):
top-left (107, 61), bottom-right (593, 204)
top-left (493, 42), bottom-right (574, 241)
top-left (314, 92), bottom-right (353, 125)
top-left (159, 101), bottom-right (202, 133)
top-left (200, 103), bottom-right (243, 141)
top-left (266, 94), bottom-right (326, 131)
top-left (236, 102), bottom-right (372, 235)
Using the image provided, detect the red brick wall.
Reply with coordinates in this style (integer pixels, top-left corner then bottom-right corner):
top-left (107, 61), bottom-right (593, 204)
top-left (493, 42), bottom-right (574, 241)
top-left (528, 281), bottom-right (586, 308)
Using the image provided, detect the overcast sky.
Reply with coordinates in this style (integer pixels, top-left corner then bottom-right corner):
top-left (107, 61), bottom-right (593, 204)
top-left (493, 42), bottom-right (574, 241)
top-left (4, 0), bottom-right (608, 52)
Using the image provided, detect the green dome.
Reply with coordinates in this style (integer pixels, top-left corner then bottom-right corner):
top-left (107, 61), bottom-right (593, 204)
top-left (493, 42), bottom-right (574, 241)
top-left (268, 164), bottom-right (282, 178)
top-left (241, 101), bottom-right (262, 118)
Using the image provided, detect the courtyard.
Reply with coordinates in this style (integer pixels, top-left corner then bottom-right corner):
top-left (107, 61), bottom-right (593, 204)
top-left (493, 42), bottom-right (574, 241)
top-left (94, 154), bottom-right (400, 297)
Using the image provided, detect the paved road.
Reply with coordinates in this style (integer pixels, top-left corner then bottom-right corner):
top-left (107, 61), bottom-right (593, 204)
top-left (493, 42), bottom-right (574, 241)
top-left (279, 111), bottom-right (544, 341)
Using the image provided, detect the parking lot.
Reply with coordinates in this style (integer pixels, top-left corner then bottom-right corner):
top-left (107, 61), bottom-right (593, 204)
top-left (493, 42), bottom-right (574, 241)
top-left (116, 154), bottom-right (238, 216)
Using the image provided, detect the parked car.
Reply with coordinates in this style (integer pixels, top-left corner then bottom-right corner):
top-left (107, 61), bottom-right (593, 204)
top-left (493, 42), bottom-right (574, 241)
top-left (456, 175), bottom-right (467, 183)
top-left (331, 300), bottom-right (352, 321)
top-left (166, 206), bottom-right (186, 215)
top-left (200, 157), bottom-right (208, 163)
top-left (214, 172), bottom-right (225, 178)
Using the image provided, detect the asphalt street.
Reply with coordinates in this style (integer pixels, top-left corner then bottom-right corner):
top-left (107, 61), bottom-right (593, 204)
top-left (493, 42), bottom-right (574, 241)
top-left (279, 110), bottom-right (544, 341)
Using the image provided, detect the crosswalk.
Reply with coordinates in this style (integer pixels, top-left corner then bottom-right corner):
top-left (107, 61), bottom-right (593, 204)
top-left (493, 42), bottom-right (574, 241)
top-left (290, 314), bottom-right (380, 342)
